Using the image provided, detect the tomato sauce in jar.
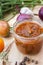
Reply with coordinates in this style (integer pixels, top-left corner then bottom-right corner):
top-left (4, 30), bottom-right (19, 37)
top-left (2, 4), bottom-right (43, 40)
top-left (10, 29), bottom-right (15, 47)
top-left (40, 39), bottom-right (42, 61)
top-left (14, 21), bottom-right (43, 54)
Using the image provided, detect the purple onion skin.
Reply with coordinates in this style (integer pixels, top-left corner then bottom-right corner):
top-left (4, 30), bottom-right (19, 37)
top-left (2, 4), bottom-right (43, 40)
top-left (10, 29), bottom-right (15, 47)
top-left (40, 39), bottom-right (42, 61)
top-left (17, 14), bottom-right (31, 21)
top-left (39, 7), bottom-right (43, 21)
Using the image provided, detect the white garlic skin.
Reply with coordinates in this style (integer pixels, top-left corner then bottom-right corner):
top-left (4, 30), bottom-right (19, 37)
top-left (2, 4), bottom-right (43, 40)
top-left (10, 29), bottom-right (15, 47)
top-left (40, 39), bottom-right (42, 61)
top-left (20, 7), bottom-right (34, 16)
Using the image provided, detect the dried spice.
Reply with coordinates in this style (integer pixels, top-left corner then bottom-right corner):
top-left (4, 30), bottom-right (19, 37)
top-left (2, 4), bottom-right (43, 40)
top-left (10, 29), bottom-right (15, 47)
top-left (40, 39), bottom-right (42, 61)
top-left (23, 57), bottom-right (30, 62)
top-left (15, 57), bottom-right (39, 65)
top-left (20, 62), bottom-right (26, 65)
top-left (35, 61), bottom-right (38, 64)
top-left (15, 61), bottom-right (17, 65)
top-left (31, 59), bottom-right (35, 63)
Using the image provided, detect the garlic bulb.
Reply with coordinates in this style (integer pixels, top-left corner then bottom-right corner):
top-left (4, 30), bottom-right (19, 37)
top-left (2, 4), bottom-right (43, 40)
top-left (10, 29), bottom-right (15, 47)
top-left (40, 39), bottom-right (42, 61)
top-left (20, 7), bottom-right (33, 16)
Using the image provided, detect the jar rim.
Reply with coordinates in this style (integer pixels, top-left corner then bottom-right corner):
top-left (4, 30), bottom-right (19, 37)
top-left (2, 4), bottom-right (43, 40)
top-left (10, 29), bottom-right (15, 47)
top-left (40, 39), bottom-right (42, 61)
top-left (13, 19), bottom-right (43, 40)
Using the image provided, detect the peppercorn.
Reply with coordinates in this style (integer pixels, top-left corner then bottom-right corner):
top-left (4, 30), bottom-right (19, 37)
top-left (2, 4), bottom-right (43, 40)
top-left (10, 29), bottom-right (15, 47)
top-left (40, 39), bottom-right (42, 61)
top-left (23, 57), bottom-right (30, 62)
top-left (20, 62), bottom-right (26, 65)
top-left (15, 61), bottom-right (17, 65)
top-left (31, 59), bottom-right (35, 63)
top-left (35, 61), bottom-right (38, 64)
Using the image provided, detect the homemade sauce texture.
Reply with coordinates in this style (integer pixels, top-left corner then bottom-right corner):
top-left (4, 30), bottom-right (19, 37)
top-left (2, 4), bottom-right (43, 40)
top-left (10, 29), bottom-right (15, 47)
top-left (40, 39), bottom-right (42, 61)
top-left (15, 22), bottom-right (42, 37)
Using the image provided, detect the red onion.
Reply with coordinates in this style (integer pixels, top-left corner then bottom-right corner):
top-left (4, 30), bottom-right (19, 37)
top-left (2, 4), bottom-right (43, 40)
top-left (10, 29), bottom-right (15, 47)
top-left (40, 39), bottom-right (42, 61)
top-left (17, 14), bottom-right (32, 21)
top-left (39, 7), bottom-right (43, 21)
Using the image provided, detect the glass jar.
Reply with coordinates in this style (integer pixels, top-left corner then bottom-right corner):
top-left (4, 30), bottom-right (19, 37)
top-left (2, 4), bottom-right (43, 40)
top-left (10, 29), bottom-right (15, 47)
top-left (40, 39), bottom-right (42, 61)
top-left (13, 19), bottom-right (43, 54)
